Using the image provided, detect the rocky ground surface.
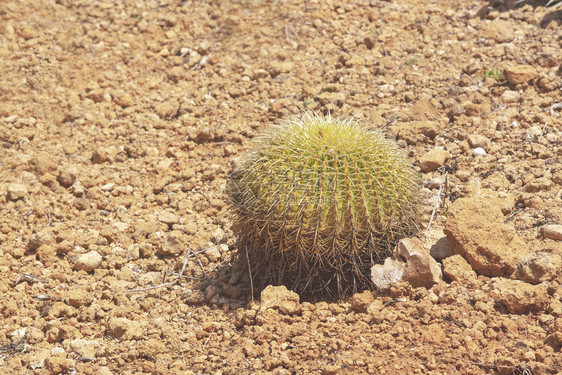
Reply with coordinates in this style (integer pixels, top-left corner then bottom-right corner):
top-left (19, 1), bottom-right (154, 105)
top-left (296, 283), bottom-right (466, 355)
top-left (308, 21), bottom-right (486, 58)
top-left (1, 0), bottom-right (561, 374)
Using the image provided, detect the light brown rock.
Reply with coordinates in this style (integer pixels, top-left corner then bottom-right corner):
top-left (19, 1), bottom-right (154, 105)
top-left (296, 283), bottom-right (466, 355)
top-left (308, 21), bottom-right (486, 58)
top-left (28, 230), bottom-right (54, 250)
top-left (474, 189), bottom-right (517, 215)
top-left (259, 285), bottom-right (301, 315)
top-left (482, 20), bottom-right (514, 43)
top-left (513, 251), bottom-right (562, 284)
top-left (442, 254), bottom-right (477, 284)
top-left (537, 74), bottom-right (558, 92)
top-left (393, 121), bottom-right (440, 144)
top-left (158, 211), bottom-right (179, 225)
top-left (158, 230), bottom-right (186, 256)
top-left (444, 197), bottom-right (528, 277)
top-left (371, 238), bottom-right (442, 290)
top-left (69, 339), bottom-right (102, 358)
top-left (204, 246), bottom-right (222, 263)
top-left (467, 134), bottom-right (490, 149)
top-left (524, 177), bottom-right (552, 192)
top-left (65, 289), bottom-right (94, 307)
top-left (501, 90), bottom-right (520, 103)
top-left (115, 92), bottom-right (134, 107)
top-left (107, 317), bottom-right (144, 340)
top-left (25, 327), bottom-right (46, 344)
top-left (45, 355), bottom-right (73, 374)
top-left (74, 251), bottom-right (103, 272)
top-left (351, 290), bottom-right (375, 312)
top-left (58, 165), bottom-right (79, 187)
top-left (504, 65), bottom-right (538, 85)
top-left (490, 278), bottom-right (549, 314)
top-left (7, 183), bottom-right (27, 201)
top-left (397, 238), bottom-right (443, 288)
top-left (420, 323), bottom-right (446, 344)
top-left (545, 332), bottom-right (562, 351)
top-left (419, 149), bottom-right (450, 172)
top-left (541, 225), bottom-right (562, 241)
top-left (92, 147), bottom-right (116, 164)
top-left (269, 61), bottom-right (295, 77)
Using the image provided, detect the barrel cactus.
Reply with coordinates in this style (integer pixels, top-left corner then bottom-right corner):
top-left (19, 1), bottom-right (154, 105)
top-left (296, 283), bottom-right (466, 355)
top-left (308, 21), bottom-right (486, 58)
top-left (227, 113), bottom-right (421, 297)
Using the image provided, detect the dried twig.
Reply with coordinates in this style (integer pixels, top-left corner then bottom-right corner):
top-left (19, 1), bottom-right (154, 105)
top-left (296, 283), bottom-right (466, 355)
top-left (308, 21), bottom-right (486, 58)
top-left (14, 274), bottom-right (48, 285)
top-left (537, 122), bottom-right (548, 143)
top-left (192, 249), bottom-right (207, 278)
top-left (245, 247), bottom-right (254, 302)
top-left (426, 171), bottom-right (448, 231)
top-left (124, 247), bottom-right (214, 293)
top-left (178, 248), bottom-right (190, 277)
top-left (123, 280), bottom-right (177, 293)
top-left (202, 333), bottom-right (213, 350)
top-left (207, 254), bottom-right (232, 273)
top-left (550, 102), bottom-right (562, 116)
top-left (504, 208), bottom-right (524, 223)
top-left (39, 205), bottom-right (52, 226)
top-left (241, 354), bottom-right (252, 367)
top-left (18, 209), bottom-right (33, 227)
top-left (448, 355), bottom-right (535, 374)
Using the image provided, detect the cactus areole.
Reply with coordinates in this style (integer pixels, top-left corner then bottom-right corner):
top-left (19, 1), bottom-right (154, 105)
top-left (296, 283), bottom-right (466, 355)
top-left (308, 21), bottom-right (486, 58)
top-left (227, 113), bottom-right (421, 297)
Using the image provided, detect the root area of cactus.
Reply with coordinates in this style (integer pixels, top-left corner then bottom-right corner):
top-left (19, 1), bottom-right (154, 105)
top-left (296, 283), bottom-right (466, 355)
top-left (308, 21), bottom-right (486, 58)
top-left (227, 113), bottom-right (421, 297)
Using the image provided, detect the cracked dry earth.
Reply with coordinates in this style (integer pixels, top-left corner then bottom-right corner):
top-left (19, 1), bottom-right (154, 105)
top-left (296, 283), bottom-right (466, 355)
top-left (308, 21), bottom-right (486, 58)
top-left (1, 0), bottom-right (561, 374)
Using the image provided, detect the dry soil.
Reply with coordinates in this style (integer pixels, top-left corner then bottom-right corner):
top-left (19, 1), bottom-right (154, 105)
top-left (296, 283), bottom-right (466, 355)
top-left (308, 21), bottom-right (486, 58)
top-left (0, 0), bottom-right (561, 374)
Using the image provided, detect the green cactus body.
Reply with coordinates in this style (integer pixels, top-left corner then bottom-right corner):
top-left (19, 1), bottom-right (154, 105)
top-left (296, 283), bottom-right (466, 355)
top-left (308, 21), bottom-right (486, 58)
top-left (228, 113), bottom-right (421, 296)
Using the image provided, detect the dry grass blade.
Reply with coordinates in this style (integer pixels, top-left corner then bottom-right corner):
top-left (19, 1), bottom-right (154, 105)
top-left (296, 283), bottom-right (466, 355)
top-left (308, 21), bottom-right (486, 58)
top-left (426, 171), bottom-right (448, 231)
top-left (123, 247), bottom-right (211, 293)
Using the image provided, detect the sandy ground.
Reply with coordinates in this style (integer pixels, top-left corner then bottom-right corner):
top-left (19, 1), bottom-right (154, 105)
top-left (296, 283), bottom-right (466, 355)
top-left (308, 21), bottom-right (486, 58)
top-left (0, 0), bottom-right (561, 374)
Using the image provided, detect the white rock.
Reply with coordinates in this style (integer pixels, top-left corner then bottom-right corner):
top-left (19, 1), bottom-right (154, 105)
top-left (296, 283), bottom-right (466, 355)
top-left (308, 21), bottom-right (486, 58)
top-left (371, 257), bottom-right (405, 291)
top-left (101, 183), bottom-right (115, 191)
top-left (51, 347), bottom-right (66, 356)
top-left (473, 147), bottom-right (487, 156)
top-left (4, 115), bottom-right (17, 123)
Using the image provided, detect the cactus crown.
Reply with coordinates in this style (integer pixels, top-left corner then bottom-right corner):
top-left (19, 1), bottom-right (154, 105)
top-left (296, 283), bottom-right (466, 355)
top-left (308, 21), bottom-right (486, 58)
top-left (228, 113), bottom-right (421, 297)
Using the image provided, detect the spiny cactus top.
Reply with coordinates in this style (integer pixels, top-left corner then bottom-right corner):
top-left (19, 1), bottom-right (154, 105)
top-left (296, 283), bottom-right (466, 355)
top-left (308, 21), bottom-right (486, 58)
top-left (228, 113), bottom-right (421, 297)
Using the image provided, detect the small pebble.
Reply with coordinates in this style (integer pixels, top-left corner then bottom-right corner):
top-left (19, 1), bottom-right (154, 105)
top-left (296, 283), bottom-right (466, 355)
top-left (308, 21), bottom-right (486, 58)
top-left (74, 251), bottom-right (103, 272)
top-left (101, 183), bottom-right (115, 191)
top-left (7, 183), bottom-right (28, 201)
top-left (501, 90), bottom-right (520, 103)
top-left (158, 211), bottom-right (179, 225)
top-left (4, 115), bottom-right (18, 123)
top-left (473, 147), bottom-right (487, 156)
top-left (541, 225), bottom-right (562, 241)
